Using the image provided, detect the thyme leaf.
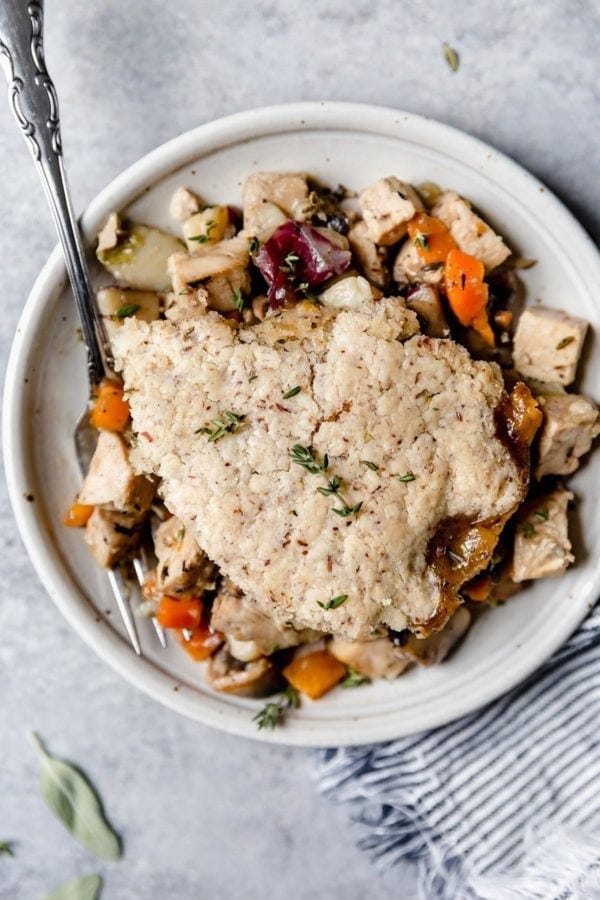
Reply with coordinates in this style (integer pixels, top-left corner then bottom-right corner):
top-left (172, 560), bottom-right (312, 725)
top-left (414, 232), bottom-right (430, 251)
top-left (443, 42), bottom-right (460, 72)
top-left (232, 287), bottom-right (245, 311)
top-left (317, 594), bottom-right (348, 610)
top-left (253, 685), bottom-right (300, 730)
top-left (115, 304), bottom-right (140, 319)
top-left (556, 336), bottom-right (575, 350)
top-left (282, 386), bottom-right (301, 400)
top-left (197, 411), bottom-right (245, 442)
top-left (360, 460), bottom-right (379, 471)
top-left (341, 666), bottom-right (371, 688)
top-left (534, 507), bottom-right (549, 522)
top-left (397, 472), bottom-right (416, 483)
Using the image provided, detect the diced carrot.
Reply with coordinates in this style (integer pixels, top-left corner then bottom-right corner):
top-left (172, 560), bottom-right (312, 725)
top-left (177, 621), bottom-right (224, 661)
top-left (471, 308), bottom-right (496, 347)
top-left (463, 574), bottom-right (492, 602)
top-left (63, 502), bottom-right (94, 527)
top-left (90, 380), bottom-right (130, 431)
top-left (444, 248), bottom-right (489, 326)
top-left (283, 650), bottom-right (347, 700)
top-left (156, 596), bottom-right (202, 630)
top-left (407, 213), bottom-right (457, 265)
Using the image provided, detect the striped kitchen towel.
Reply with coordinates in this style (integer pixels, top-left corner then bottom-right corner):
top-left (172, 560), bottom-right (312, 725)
top-left (315, 604), bottom-right (600, 899)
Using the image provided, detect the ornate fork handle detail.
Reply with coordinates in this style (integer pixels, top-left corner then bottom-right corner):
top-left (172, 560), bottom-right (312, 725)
top-left (0, 0), bottom-right (109, 385)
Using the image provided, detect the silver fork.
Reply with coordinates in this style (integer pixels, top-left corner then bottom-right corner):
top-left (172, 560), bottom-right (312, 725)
top-left (0, 0), bottom-right (164, 654)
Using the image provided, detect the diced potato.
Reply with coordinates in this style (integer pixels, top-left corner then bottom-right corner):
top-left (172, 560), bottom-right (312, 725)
top-left (182, 206), bottom-right (230, 252)
top-left (243, 172), bottom-right (308, 234)
top-left (319, 275), bottom-right (373, 310)
top-left (97, 221), bottom-right (183, 291)
top-left (242, 200), bottom-right (288, 244)
top-left (169, 186), bottom-right (201, 222)
top-left (513, 307), bottom-right (588, 385)
top-left (96, 287), bottom-right (160, 323)
top-left (283, 649), bottom-right (347, 699)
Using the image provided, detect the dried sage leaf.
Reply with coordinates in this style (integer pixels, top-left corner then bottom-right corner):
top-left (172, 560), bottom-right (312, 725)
top-left (30, 733), bottom-right (121, 860)
top-left (46, 874), bottom-right (102, 900)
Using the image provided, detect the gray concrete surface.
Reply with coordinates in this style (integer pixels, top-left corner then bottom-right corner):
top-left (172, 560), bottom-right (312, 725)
top-left (0, 1), bottom-right (597, 898)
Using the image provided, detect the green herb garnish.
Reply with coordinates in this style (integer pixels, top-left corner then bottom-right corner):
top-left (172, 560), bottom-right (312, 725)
top-left (29, 732), bottom-right (121, 860)
top-left (414, 232), bottom-right (430, 251)
top-left (115, 303), bottom-right (140, 319)
top-left (290, 444), bottom-right (328, 475)
top-left (443, 42), bottom-right (460, 72)
top-left (521, 522), bottom-right (535, 538)
top-left (232, 287), bottom-right (245, 311)
top-left (317, 594), bottom-right (348, 610)
top-left (188, 220), bottom-right (216, 243)
top-left (332, 501), bottom-right (363, 517)
top-left (534, 507), bottom-right (549, 522)
top-left (248, 374), bottom-right (258, 383)
top-left (556, 336), bottom-right (575, 350)
top-left (283, 386), bottom-right (301, 400)
top-left (360, 460), bottom-right (379, 471)
top-left (197, 411), bottom-right (245, 442)
top-left (341, 666), bottom-right (371, 688)
top-left (253, 685), bottom-right (300, 730)
top-left (0, 841), bottom-right (14, 857)
top-left (248, 235), bottom-right (260, 255)
top-left (317, 475), bottom-right (342, 496)
top-left (280, 251), bottom-right (300, 274)
top-left (398, 472), bottom-right (416, 483)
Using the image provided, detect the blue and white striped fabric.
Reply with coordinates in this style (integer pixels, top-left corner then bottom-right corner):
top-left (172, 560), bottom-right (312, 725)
top-left (316, 606), bottom-right (600, 899)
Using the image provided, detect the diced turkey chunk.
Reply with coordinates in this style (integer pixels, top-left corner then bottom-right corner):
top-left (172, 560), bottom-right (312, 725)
top-left (359, 177), bottom-right (424, 246)
top-left (393, 240), bottom-right (444, 287)
top-left (397, 607), bottom-right (472, 666)
top-left (96, 287), bottom-right (160, 324)
top-left (167, 236), bottom-right (250, 311)
top-left (535, 394), bottom-right (600, 478)
top-left (242, 172), bottom-right (308, 234)
top-left (169, 186), bottom-right (201, 222)
top-left (347, 220), bottom-right (389, 289)
top-left (211, 578), bottom-right (321, 660)
top-left (154, 516), bottom-right (216, 594)
top-left (431, 190), bottom-right (510, 271)
top-left (78, 431), bottom-right (155, 512)
top-left (511, 489), bottom-right (574, 582)
top-left (329, 636), bottom-right (410, 679)
top-left (84, 507), bottom-right (142, 567)
top-left (513, 307), bottom-right (588, 385)
top-left (405, 284), bottom-right (450, 338)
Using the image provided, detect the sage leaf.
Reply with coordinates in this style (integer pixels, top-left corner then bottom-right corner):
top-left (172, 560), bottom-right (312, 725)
top-left (46, 874), bottom-right (102, 900)
top-left (30, 733), bottom-right (121, 860)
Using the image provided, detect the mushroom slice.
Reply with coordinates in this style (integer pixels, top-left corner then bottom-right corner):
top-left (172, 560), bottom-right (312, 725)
top-left (206, 647), bottom-right (279, 696)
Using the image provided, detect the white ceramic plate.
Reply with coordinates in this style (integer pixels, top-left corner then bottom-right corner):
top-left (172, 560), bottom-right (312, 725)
top-left (4, 103), bottom-right (600, 746)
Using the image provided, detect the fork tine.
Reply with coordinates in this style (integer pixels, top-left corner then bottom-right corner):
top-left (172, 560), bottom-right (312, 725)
top-left (132, 556), bottom-right (167, 648)
top-left (107, 568), bottom-right (142, 655)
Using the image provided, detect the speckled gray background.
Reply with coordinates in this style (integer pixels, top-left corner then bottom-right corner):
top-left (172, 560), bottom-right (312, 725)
top-left (0, 1), bottom-right (598, 898)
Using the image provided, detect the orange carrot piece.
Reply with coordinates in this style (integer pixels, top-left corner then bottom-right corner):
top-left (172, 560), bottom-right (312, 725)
top-left (90, 380), bottom-right (130, 431)
top-left (444, 248), bottom-right (489, 326)
top-left (463, 574), bottom-right (493, 602)
top-left (156, 596), bottom-right (202, 630)
top-left (177, 621), bottom-right (224, 661)
top-left (63, 502), bottom-right (94, 527)
top-left (407, 212), bottom-right (457, 266)
top-left (283, 650), bottom-right (347, 700)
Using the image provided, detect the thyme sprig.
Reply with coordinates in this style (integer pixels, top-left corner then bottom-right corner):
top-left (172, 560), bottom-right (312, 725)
top-left (197, 411), bottom-right (245, 442)
top-left (290, 445), bottom-right (362, 517)
top-left (253, 685), bottom-right (300, 730)
top-left (188, 219), bottom-right (216, 243)
top-left (317, 594), bottom-right (348, 610)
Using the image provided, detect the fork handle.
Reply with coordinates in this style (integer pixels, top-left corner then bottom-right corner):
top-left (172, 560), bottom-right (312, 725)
top-left (0, 0), bottom-right (109, 386)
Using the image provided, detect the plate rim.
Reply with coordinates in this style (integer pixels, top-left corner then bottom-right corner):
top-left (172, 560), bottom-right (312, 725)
top-left (4, 101), bottom-right (600, 746)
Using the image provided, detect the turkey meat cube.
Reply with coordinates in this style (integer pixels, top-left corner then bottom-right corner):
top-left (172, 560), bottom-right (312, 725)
top-left (84, 507), bottom-right (142, 568)
top-left (511, 489), bottom-right (574, 582)
top-left (431, 190), bottom-right (510, 271)
top-left (513, 307), bottom-right (588, 385)
top-left (535, 393), bottom-right (599, 478)
top-left (154, 516), bottom-right (216, 594)
top-left (78, 431), bottom-right (155, 512)
top-left (359, 177), bottom-right (424, 246)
